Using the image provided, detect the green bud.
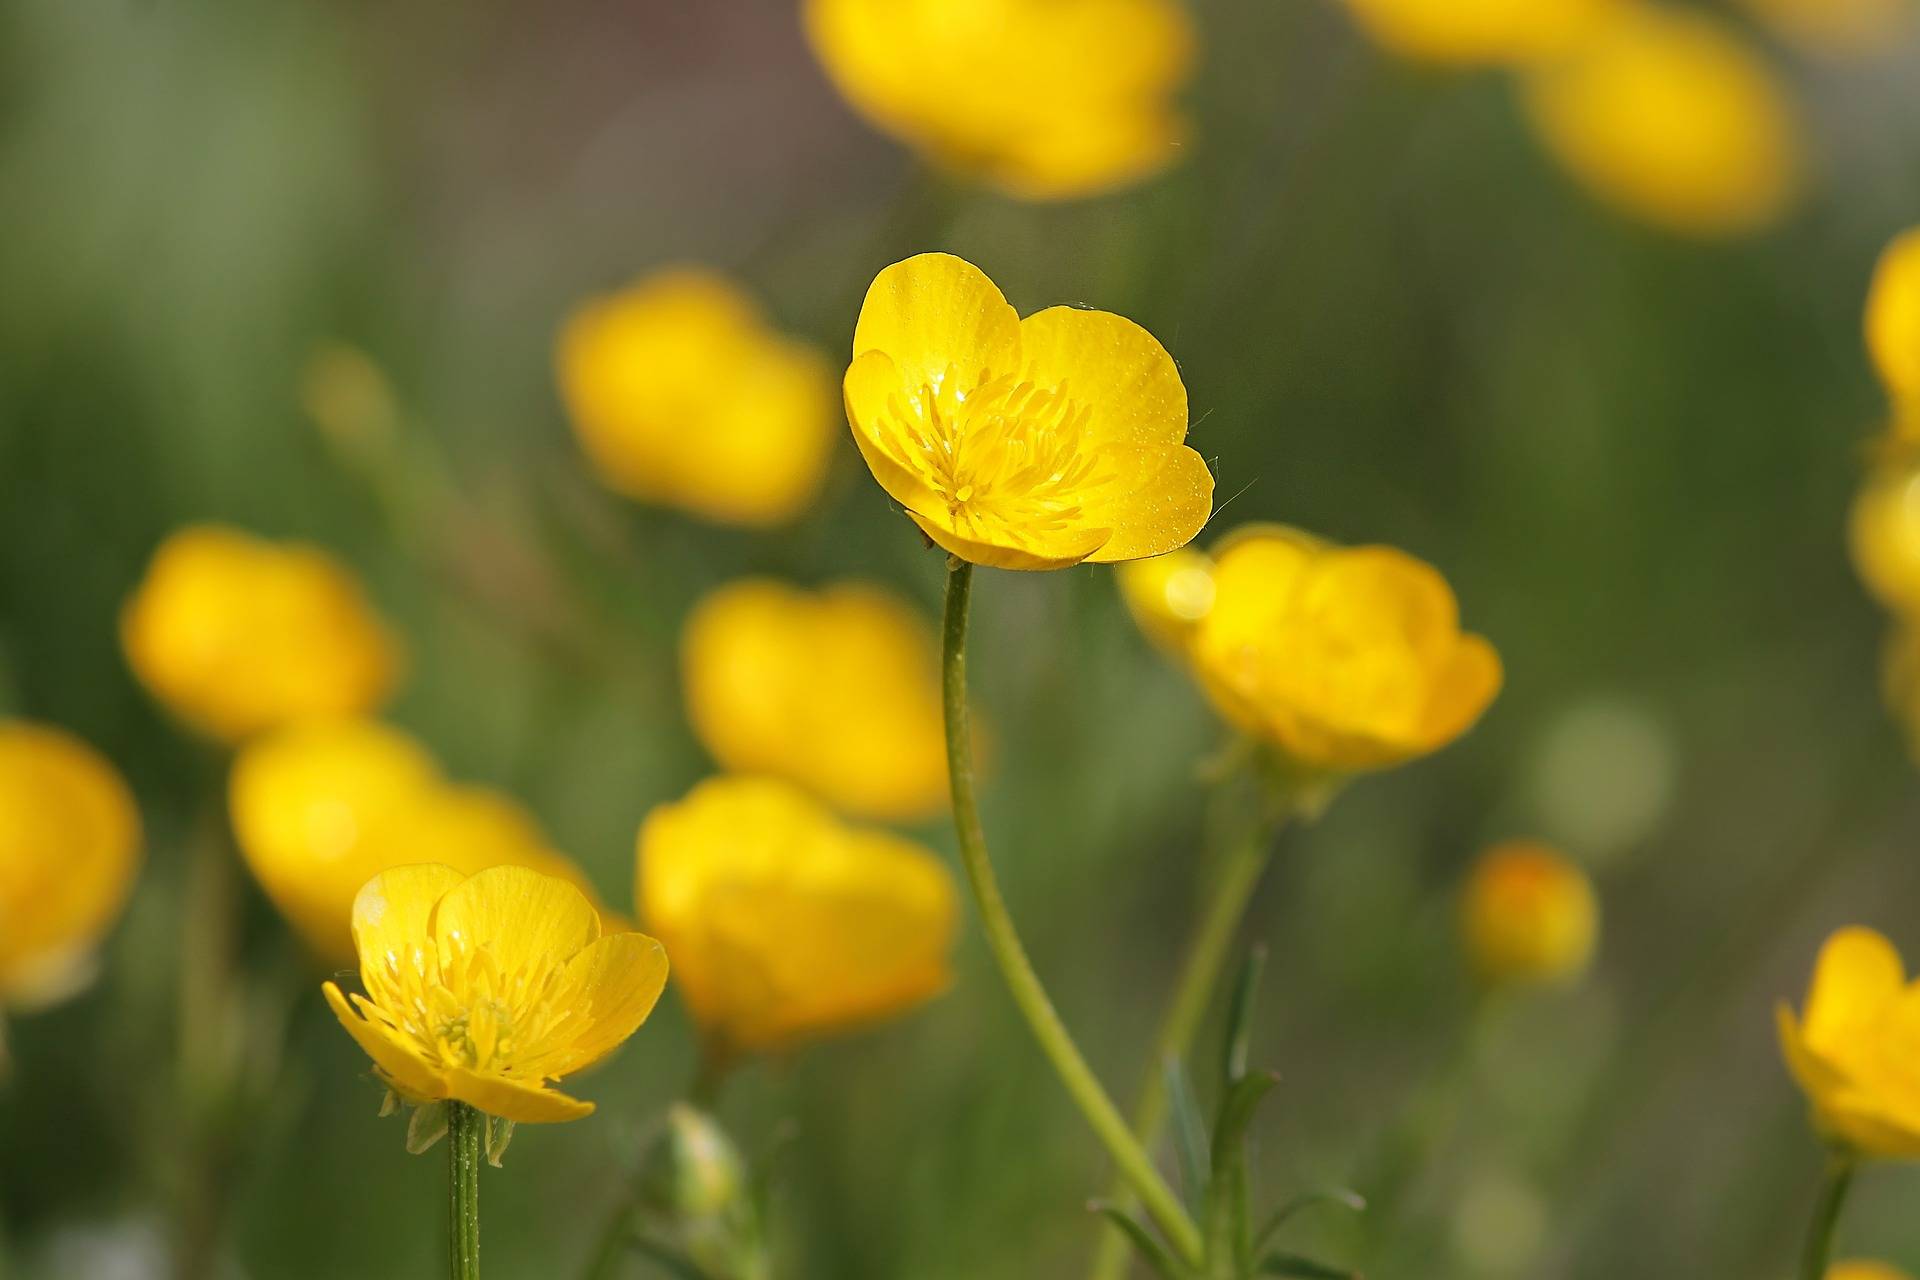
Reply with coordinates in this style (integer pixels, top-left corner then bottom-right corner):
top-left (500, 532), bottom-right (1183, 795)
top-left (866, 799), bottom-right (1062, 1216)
top-left (639, 1104), bottom-right (746, 1218)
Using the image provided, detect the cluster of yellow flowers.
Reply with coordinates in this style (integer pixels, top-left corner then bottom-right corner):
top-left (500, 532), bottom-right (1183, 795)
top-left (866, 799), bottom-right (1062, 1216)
top-left (1337, 0), bottom-right (1805, 237)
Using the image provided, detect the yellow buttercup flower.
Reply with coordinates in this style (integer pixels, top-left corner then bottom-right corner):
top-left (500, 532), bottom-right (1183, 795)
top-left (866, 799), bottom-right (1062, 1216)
top-left (844, 254), bottom-right (1213, 570)
top-left (1778, 926), bottom-right (1920, 1159)
top-left (1521, 6), bottom-right (1802, 238)
top-left (804, 0), bottom-right (1195, 201)
top-left (681, 579), bottom-right (949, 822)
top-left (1866, 228), bottom-right (1920, 419)
top-left (1116, 546), bottom-right (1216, 656)
top-left (1740, 0), bottom-right (1915, 56)
top-left (1460, 841), bottom-right (1598, 986)
top-left (1829, 1264), bottom-right (1915, 1280)
top-left (231, 719), bottom-right (619, 966)
top-left (121, 525), bottom-right (400, 744)
top-left (556, 269), bottom-right (837, 527)
top-left (1338, 0), bottom-right (1618, 66)
top-left (324, 864), bottom-right (667, 1122)
top-left (1851, 457), bottom-right (1920, 615)
top-left (637, 776), bottom-right (958, 1056)
top-left (1135, 525), bottom-right (1501, 775)
top-left (0, 721), bottom-right (142, 1008)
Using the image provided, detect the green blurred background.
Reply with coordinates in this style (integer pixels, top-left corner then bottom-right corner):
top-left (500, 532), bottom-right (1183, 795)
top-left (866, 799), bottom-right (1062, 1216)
top-left (4, 0), bottom-right (1920, 1276)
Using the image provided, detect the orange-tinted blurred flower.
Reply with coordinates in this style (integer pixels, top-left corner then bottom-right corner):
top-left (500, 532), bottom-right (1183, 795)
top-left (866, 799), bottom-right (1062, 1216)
top-left (1521, 6), bottom-right (1802, 237)
top-left (1339, 0), bottom-right (1618, 66)
top-left (1125, 525), bottom-right (1500, 776)
top-left (324, 864), bottom-right (667, 1122)
top-left (121, 525), bottom-right (400, 744)
top-left (1460, 840), bottom-right (1599, 986)
top-left (556, 269), bottom-right (837, 527)
top-left (844, 253), bottom-right (1213, 570)
top-left (637, 776), bottom-right (957, 1056)
top-left (1778, 926), bottom-right (1920, 1159)
top-left (1866, 228), bottom-right (1920, 423)
top-left (804, 0), bottom-right (1195, 201)
top-left (1739, 0), bottom-right (1916, 56)
top-left (681, 579), bottom-right (949, 822)
top-left (230, 719), bottom-right (619, 966)
top-left (0, 721), bottom-right (142, 1008)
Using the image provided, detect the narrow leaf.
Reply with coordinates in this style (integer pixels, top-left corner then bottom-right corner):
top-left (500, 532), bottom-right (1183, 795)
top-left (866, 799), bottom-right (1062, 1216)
top-left (1220, 944), bottom-right (1268, 1093)
top-left (405, 1101), bottom-right (448, 1155)
top-left (1209, 1071), bottom-right (1281, 1272)
top-left (1253, 1189), bottom-right (1367, 1253)
top-left (1163, 1055), bottom-right (1210, 1209)
top-left (1088, 1201), bottom-right (1186, 1280)
top-left (1259, 1252), bottom-right (1358, 1278)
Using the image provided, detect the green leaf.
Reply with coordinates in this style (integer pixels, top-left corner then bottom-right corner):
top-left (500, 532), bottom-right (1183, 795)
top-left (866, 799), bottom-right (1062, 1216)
top-left (1220, 944), bottom-right (1268, 1093)
top-left (1164, 1055), bottom-right (1210, 1208)
top-left (1088, 1201), bottom-right (1187, 1280)
top-left (405, 1101), bottom-right (448, 1155)
top-left (1258, 1253), bottom-right (1358, 1278)
top-left (1253, 1189), bottom-right (1366, 1253)
top-left (484, 1116), bottom-right (516, 1168)
top-left (1207, 1071), bottom-right (1280, 1274)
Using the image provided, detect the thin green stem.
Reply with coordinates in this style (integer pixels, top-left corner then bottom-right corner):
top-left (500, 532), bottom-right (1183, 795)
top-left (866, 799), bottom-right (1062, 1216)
top-left (941, 560), bottom-right (1203, 1267)
top-left (1089, 821), bottom-right (1281, 1280)
top-left (1797, 1153), bottom-right (1855, 1280)
top-left (173, 800), bottom-right (239, 1280)
top-left (448, 1101), bottom-right (482, 1280)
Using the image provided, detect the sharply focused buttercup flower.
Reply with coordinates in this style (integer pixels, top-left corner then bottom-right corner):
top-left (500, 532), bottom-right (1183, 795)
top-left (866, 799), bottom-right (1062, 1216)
top-left (1521, 6), bottom-right (1802, 237)
top-left (1778, 926), bottom-right (1920, 1159)
top-left (804, 0), bottom-right (1195, 201)
top-left (121, 525), bottom-right (400, 744)
top-left (324, 864), bottom-right (667, 1122)
top-left (1460, 840), bottom-right (1598, 986)
top-left (844, 254), bottom-right (1213, 570)
top-left (637, 776), bottom-right (958, 1056)
top-left (1739, 0), bottom-right (1915, 55)
top-left (681, 579), bottom-right (949, 821)
top-left (1338, 0), bottom-right (1617, 66)
top-left (556, 269), bottom-right (837, 527)
top-left (1132, 525), bottom-right (1500, 775)
top-left (231, 719), bottom-right (619, 966)
top-left (0, 721), bottom-right (142, 1008)
top-left (1866, 228), bottom-right (1920, 420)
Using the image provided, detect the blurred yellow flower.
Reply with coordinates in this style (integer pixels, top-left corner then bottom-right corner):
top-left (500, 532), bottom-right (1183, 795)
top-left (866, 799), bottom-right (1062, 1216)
top-left (1521, 6), bottom-right (1802, 237)
top-left (804, 0), bottom-right (1195, 201)
top-left (1778, 926), bottom-right (1920, 1159)
top-left (844, 253), bottom-right (1213, 570)
top-left (1460, 840), bottom-right (1598, 986)
top-left (637, 776), bottom-right (957, 1056)
top-left (1117, 546), bottom-right (1216, 656)
top-left (1740, 0), bottom-right (1915, 56)
top-left (1866, 228), bottom-right (1920, 418)
top-left (1829, 1264), bottom-right (1916, 1280)
top-left (681, 579), bottom-right (949, 822)
top-left (1850, 457), bottom-right (1920, 615)
top-left (1880, 624), bottom-right (1920, 759)
top-left (1140, 525), bottom-right (1500, 775)
top-left (0, 721), bottom-right (142, 1008)
top-left (231, 719), bottom-right (620, 966)
top-left (121, 525), bottom-right (400, 744)
top-left (556, 270), bottom-right (837, 527)
top-left (1338, 0), bottom-right (1617, 66)
top-left (324, 864), bottom-right (667, 1122)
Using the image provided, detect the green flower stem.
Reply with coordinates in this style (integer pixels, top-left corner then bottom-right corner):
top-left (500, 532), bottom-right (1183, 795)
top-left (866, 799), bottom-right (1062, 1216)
top-left (1087, 818), bottom-right (1284, 1280)
top-left (941, 559), bottom-right (1203, 1267)
top-left (1797, 1153), bottom-right (1855, 1280)
top-left (448, 1101), bottom-right (483, 1280)
top-left (173, 798), bottom-right (240, 1280)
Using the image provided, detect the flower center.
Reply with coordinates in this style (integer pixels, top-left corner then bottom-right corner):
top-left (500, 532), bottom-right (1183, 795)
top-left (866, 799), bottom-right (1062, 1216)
top-left (377, 937), bottom-right (578, 1080)
top-left (880, 366), bottom-right (1115, 547)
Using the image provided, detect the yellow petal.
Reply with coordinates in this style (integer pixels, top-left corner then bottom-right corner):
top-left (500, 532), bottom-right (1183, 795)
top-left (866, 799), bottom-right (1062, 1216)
top-left (442, 1066), bottom-right (594, 1124)
top-left (1867, 228), bottom-right (1920, 410)
top-left (1081, 445), bottom-right (1215, 563)
top-left (323, 980), bottom-right (447, 1102)
top-left (1417, 633), bottom-right (1504, 749)
top-left (1016, 307), bottom-right (1188, 450)
top-left (1803, 926), bottom-right (1906, 1053)
top-left (352, 864), bottom-right (466, 1010)
top-left (530, 931), bottom-right (670, 1077)
top-left (843, 349), bottom-right (946, 518)
top-left (905, 510), bottom-right (1111, 570)
top-left (851, 254), bottom-right (1021, 393)
top-left (1777, 1003), bottom-right (1846, 1098)
top-left (430, 864), bottom-right (600, 978)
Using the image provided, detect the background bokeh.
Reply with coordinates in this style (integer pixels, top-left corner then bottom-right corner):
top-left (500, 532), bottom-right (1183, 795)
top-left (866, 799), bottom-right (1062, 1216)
top-left (4, 0), bottom-right (1920, 1276)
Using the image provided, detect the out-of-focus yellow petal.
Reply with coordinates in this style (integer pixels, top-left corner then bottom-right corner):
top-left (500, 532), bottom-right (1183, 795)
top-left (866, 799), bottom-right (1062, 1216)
top-left (1828, 1262), bottom-right (1917, 1280)
top-left (1802, 926), bottom-right (1907, 1053)
top-left (1118, 549), bottom-right (1217, 655)
top-left (323, 980), bottom-right (447, 1102)
top-left (442, 1067), bottom-right (595, 1124)
top-left (1851, 461), bottom-right (1920, 614)
top-left (0, 722), bottom-right (143, 1008)
top-left (1521, 7), bottom-right (1802, 238)
top-left (1779, 927), bottom-right (1920, 1158)
top-left (430, 865), bottom-right (600, 981)
top-left (852, 254), bottom-right (1022, 394)
top-left (1340, 0), bottom-right (1618, 65)
top-left (1418, 633), bottom-right (1505, 746)
top-left (352, 864), bottom-right (466, 1013)
top-left (1867, 228), bottom-right (1920, 412)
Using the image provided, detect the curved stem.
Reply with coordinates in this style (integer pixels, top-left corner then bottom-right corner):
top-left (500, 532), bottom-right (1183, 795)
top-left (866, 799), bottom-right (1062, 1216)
top-left (941, 560), bottom-right (1202, 1266)
top-left (1797, 1153), bottom-right (1855, 1280)
top-left (448, 1101), bottom-right (482, 1280)
top-left (1089, 821), bottom-right (1281, 1280)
